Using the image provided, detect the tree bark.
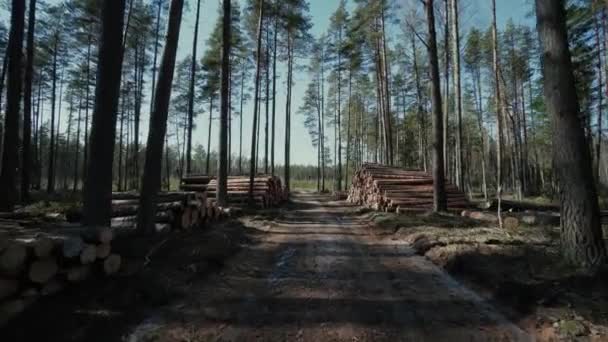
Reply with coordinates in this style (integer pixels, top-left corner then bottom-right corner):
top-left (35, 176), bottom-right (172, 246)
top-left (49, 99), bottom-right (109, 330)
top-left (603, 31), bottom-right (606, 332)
top-left (284, 32), bottom-right (293, 195)
top-left (47, 37), bottom-right (58, 194)
top-left (186, 0), bottom-right (202, 174)
top-left (249, 1), bottom-right (264, 202)
top-left (137, 0), bottom-right (184, 234)
top-left (425, 0), bottom-right (447, 212)
top-left (0, 0), bottom-right (25, 210)
top-left (82, 0), bottom-right (126, 226)
top-left (271, 14), bottom-right (278, 175)
top-left (451, 0), bottom-right (464, 190)
top-left (21, 0), bottom-right (36, 202)
top-left (535, 0), bottom-right (607, 272)
top-left (492, 0), bottom-right (504, 227)
top-left (217, 0), bottom-right (231, 206)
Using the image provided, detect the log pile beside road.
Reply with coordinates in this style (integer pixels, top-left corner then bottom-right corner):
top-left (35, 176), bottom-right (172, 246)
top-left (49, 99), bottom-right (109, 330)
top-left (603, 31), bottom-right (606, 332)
top-left (0, 222), bottom-right (119, 325)
top-left (181, 174), bottom-right (286, 209)
top-left (347, 164), bottom-right (470, 213)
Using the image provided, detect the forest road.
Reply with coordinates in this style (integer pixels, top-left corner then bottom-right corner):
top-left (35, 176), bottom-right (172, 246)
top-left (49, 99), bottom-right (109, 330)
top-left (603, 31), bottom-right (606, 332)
top-left (129, 192), bottom-right (530, 342)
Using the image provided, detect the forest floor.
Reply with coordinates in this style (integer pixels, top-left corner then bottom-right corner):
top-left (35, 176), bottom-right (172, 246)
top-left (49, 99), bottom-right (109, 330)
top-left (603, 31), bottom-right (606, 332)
top-left (2, 192), bottom-right (608, 341)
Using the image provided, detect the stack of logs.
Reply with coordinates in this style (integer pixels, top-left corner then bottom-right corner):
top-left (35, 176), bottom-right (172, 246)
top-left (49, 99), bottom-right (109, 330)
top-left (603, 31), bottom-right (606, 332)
top-left (181, 175), bottom-right (286, 208)
top-left (347, 164), bottom-right (470, 213)
top-left (0, 224), bottom-right (120, 325)
top-left (108, 191), bottom-right (223, 232)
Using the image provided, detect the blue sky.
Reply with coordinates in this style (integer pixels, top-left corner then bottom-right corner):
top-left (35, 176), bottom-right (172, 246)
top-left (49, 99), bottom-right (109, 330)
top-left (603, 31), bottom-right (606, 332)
top-left (28, 0), bottom-right (533, 167)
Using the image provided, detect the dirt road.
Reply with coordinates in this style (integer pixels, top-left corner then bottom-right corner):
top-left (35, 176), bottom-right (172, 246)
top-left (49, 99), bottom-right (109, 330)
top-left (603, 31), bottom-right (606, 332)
top-left (126, 192), bottom-right (530, 341)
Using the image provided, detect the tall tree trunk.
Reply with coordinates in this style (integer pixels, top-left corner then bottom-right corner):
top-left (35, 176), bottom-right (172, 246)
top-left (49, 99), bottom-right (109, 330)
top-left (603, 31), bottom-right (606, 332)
top-left (186, 0), bottom-right (202, 174)
top-left (0, 0), bottom-right (25, 210)
top-left (337, 26), bottom-right (342, 191)
top-left (83, 33), bottom-right (92, 181)
top-left (64, 95), bottom-right (73, 190)
top-left (264, 27), bottom-right (270, 174)
top-left (535, 0), bottom-right (606, 272)
top-left (451, 0), bottom-right (463, 190)
top-left (117, 95), bottom-right (125, 191)
top-left (73, 91), bottom-right (82, 192)
top-left (217, 0), bottom-right (231, 206)
top-left (137, 0), bottom-right (184, 234)
top-left (380, 5), bottom-right (393, 165)
top-left (443, 0), bottom-right (450, 179)
top-left (249, 1), bottom-right (264, 202)
top-left (206, 98), bottom-right (213, 174)
top-left (271, 15), bottom-right (278, 175)
top-left (82, 0), bottom-right (126, 226)
top-left (284, 32), bottom-right (293, 195)
top-left (425, 0), bottom-right (447, 212)
top-left (47, 37), bottom-right (58, 194)
top-left (492, 0), bottom-right (504, 227)
top-left (239, 67), bottom-right (244, 175)
top-left (21, 0), bottom-right (36, 202)
top-left (345, 70), bottom-right (352, 188)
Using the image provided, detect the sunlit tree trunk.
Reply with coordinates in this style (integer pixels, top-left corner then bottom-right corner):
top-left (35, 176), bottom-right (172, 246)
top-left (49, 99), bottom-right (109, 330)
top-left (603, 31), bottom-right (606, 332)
top-left (536, 0), bottom-right (607, 272)
top-left (425, 0), bottom-right (447, 212)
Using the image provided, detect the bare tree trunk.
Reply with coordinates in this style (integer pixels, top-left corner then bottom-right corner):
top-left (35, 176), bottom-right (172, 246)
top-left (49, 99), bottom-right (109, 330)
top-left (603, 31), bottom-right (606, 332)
top-left (137, 0), bottom-right (184, 234)
top-left (249, 1), bottom-right (264, 202)
top-left (73, 91), bottom-right (82, 192)
top-left (380, 5), bottom-right (393, 165)
top-left (425, 0), bottom-right (447, 212)
top-left (83, 33), bottom-right (92, 181)
top-left (206, 98), bottom-right (213, 174)
top-left (271, 14), bottom-right (278, 175)
top-left (217, 0), bottom-right (231, 206)
top-left (47, 37), bottom-right (58, 194)
top-left (239, 67), bottom-right (244, 175)
top-left (443, 0), bottom-right (450, 179)
top-left (284, 32), bottom-right (293, 195)
top-left (21, 0), bottom-right (36, 202)
top-left (492, 0), bottom-right (504, 227)
top-left (0, 0), bottom-right (25, 210)
top-left (82, 0), bottom-right (126, 226)
top-left (451, 0), bottom-right (464, 190)
top-left (337, 26), bottom-right (342, 191)
top-left (535, 0), bottom-right (606, 272)
top-left (264, 27), bottom-right (270, 175)
top-left (186, 0), bottom-right (202, 174)
top-left (345, 70), bottom-right (352, 188)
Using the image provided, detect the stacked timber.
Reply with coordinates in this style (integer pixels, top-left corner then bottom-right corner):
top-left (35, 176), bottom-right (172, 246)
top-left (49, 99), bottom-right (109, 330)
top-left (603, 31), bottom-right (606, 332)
top-left (0, 224), bottom-right (121, 325)
top-left (347, 164), bottom-right (470, 213)
top-left (66, 191), bottom-right (219, 232)
top-left (181, 175), bottom-right (286, 208)
top-left (110, 191), bottom-right (200, 232)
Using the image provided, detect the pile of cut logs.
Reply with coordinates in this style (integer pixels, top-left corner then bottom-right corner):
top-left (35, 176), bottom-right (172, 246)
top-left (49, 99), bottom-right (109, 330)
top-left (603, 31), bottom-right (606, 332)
top-left (66, 191), bottom-right (225, 232)
top-left (181, 175), bottom-right (286, 208)
top-left (110, 191), bottom-right (222, 231)
top-left (0, 222), bottom-right (120, 325)
top-left (347, 164), bottom-right (470, 213)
